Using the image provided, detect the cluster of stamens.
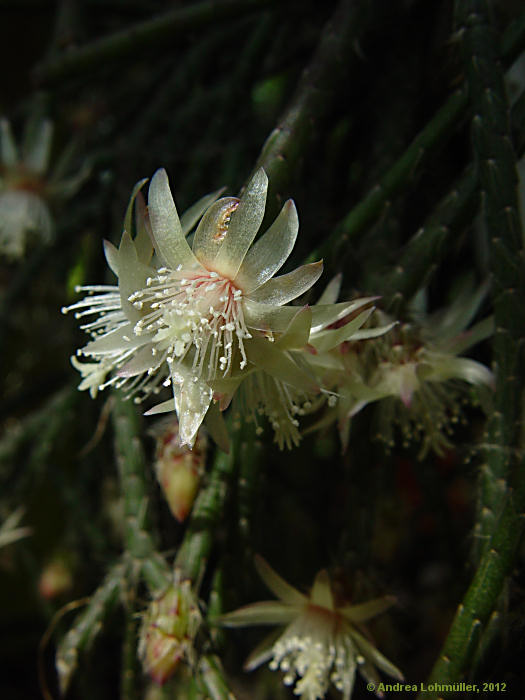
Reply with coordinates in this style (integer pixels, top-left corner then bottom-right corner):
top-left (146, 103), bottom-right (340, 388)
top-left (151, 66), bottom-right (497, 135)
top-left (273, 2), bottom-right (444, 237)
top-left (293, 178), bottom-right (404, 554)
top-left (129, 267), bottom-right (251, 380)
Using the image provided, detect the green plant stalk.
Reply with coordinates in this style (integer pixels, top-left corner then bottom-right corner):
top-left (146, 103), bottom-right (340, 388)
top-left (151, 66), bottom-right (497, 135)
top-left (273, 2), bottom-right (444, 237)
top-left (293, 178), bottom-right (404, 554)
top-left (417, 2), bottom-right (525, 692)
top-left (55, 560), bottom-right (126, 695)
top-left (310, 9), bottom-right (525, 264)
top-left (251, 0), bottom-right (380, 217)
top-left (121, 601), bottom-right (139, 700)
top-left (175, 442), bottom-right (236, 582)
top-left (456, 0), bottom-right (525, 558)
top-left (417, 472), bottom-right (525, 698)
top-left (112, 393), bottom-right (171, 594)
top-left (34, 0), bottom-right (275, 86)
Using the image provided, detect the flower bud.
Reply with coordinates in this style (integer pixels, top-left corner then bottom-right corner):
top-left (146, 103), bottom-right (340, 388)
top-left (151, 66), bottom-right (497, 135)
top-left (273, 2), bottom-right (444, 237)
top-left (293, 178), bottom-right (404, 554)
top-left (38, 556), bottom-right (74, 600)
top-left (139, 578), bottom-right (201, 685)
top-left (153, 419), bottom-right (207, 522)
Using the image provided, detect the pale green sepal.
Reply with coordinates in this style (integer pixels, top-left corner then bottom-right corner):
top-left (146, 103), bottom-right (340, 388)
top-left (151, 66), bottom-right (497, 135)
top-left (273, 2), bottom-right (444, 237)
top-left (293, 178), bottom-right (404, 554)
top-left (347, 320), bottom-right (397, 341)
top-left (340, 596), bottom-right (395, 624)
top-left (117, 231), bottom-right (153, 322)
top-left (249, 261), bottom-right (323, 306)
top-left (219, 601), bottom-right (296, 627)
top-left (117, 345), bottom-right (159, 377)
top-left (0, 118), bottom-right (18, 166)
top-left (244, 628), bottom-right (283, 671)
top-left (180, 187), bottom-right (225, 236)
top-left (192, 196), bottom-right (239, 269)
top-left (103, 240), bottom-right (119, 276)
top-left (310, 570), bottom-right (334, 610)
top-left (317, 273), bottom-right (342, 305)
top-left (133, 191), bottom-right (154, 264)
top-left (243, 299), bottom-right (302, 333)
top-left (204, 401), bottom-right (230, 454)
top-left (444, 316), bottom-right (494, 355)
top-left (82, 324), bottom-right (142, 355)
top-left (254, 555), bottom-right (307, 605)
top-left (23, 118), bottom-right (53, 174)
top-left (123, 178), bottom-right (148, 238)
top-left (310, 298), bottom-right (378, 333)
top-left (235, 198), bottom-right (299, 293)
top-left (276, 306), bottom-right (312, 349)
top-left (148, 168), bottom-right (199, 270)
top-left (213, 168), bottom-right (268, 278)
top-left (425, 280), bottom-right (489, 343)
top-left (310, 308), bottom-right (375, 352)
top-left (425, 354), bottom-right (495, 388)
top-left (143, 399), bottom-right (176, 416)
top-left (351, 629), bottom-right (404, 680)
top-left (245, 338), bottom-right (318, 392)
top-left (170, 365), bottom-right (213, 448)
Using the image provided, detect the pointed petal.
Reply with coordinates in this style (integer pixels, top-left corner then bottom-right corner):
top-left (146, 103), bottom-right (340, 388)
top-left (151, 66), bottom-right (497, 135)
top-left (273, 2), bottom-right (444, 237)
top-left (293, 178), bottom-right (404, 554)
top-left (0, 119), bottom-right (18, 166)
top-left (444, 316), bottom-right (494, 355)
top-left (244, 299), bottom-right (302, 334)
top-left (249, 261), bottom-right (323, 306)
top-left (117, 231), bottom-right (153, 323)
top-left (310, 308), bottom-right (375, 352)
top-left (310, 570), bottom-right (334, 610)
top-left (180, 187), bottom-right (226, 236)
top-left (147, 169), bottom-right (199, 269)
top-left (213, 168), bottom-right (268, 278)
top-left (144, 399), bottom-right (176, 416)
top-left (204, 401), bottom-right (230, 454)
top-left (244, 337), bottom-right (318, 392)
top-left (351, 630), bottom-right (404, 680)
top-left (426, 354), bottom-right (495, 388)
top-left (341, 596), bottom-right (396, 624)
top-left (192, 197), bottom-right (240, 268)
top-left (23, 119), bottom-right (53, 174)
top-left (103, 240), bottom-right (119, 276)
top-left (244, 629), bottom-right (283, 671)
top-left (310, 297), bottom-right (378, 333)
top-left (254, 555), bottom-right (307, 605)
top-left (276, 306), bottom-right (312, 349)
top-left (123, 178), bottom-right (148, 237)
top-left (134, 191), bottom-right (154, 263)
top-left (219, 601), bottom-right (296, 627)
top-left (348, 320), bottom-right (397, 341)
top-left (82, 324), bottom-right (144, 355)
top-left (235, 199), bottom-right (299, 293)
top-left (117, 345), bottom-right (159, 377)
top-left (317, 273), bottom-right (342, 305)
top-left (170, 366), bottom-right (212, 448)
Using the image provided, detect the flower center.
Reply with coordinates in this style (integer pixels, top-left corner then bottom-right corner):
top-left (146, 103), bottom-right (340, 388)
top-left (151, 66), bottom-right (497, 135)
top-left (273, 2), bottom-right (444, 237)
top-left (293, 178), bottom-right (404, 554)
top-left (130, 267), bottom-right (252, 379)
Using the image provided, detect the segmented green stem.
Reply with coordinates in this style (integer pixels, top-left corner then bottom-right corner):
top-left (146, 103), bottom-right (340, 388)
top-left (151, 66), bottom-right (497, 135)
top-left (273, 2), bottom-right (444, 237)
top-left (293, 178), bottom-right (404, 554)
top-left (251, 0), bottom-right (380, 216)
top-left (112, 393), bottom-right (171, 594)
top-left (175, 441), bottom-right (237, 582)
top-left (312, 10), bottom-right (525, 264)
top-left (34, 0), bottom-right (275, 86)
top-left (418, 2), bottom-right (525, 691)
top-left (56, 561), bottom-right (126, 695)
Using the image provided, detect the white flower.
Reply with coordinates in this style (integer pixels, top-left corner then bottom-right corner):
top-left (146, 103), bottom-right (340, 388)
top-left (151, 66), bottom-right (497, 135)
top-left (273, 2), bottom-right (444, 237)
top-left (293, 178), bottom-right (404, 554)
top-left (65, 168), bottom-right (326, 447)
top-left (220, 556), bottom-right (403, 700)
top-left (0, 117), bottom-right (88, 258)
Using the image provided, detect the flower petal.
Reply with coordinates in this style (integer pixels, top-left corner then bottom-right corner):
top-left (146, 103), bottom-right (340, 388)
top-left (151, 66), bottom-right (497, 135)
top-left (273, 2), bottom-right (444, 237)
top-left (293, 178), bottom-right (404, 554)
top-left (340, 596), bottom-right (396, 624)
top-left (170, 365), bottom-right (213, 448)
top-left (180, 187), bottom-right (226, 236)
top-left (351, 629), bottom-right (404, 680)
top-left (244, 299), bottom-right (303, 334)
top-left (244, 629), bottom-right (284, 671)
top-left (117, 231), bottom-right (154, 323)
top-left (219, 601), bottom-right (296, 627)
top-left (316, 273), bottom-right (342, 305)
top-left (23, 119), bottom-right (53, 174)
top-left (276, 306), bottom-right (312, 350)
top-left (309, 570), bottom-right (334, 610)
top-left (192, 196), bottom-right (240, 268)
top-left (250, 261), bottom-right (323, 306)
top-left (213, 168), bottom-right (268, 278)
top-left (310, 297), bottom-right (378, 333)
top-left (244, 337), bottom-right (318, 392)
top-left (310, 308), bottom-right (375, 352)
top-left (103, 240), bottom-right (119, 276)
top-left (144, 399), bottom-right (175, 416)
top-left (117, 345), bottom-right (159, 377)
top-left (234, 199), bottom-right (299, 293)
top-left (0, 119), bottom-right (18, 166)
top-left (254, 555), bottom-right (308, 605)
top-left (147, 169), bottom-right (199, 269)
